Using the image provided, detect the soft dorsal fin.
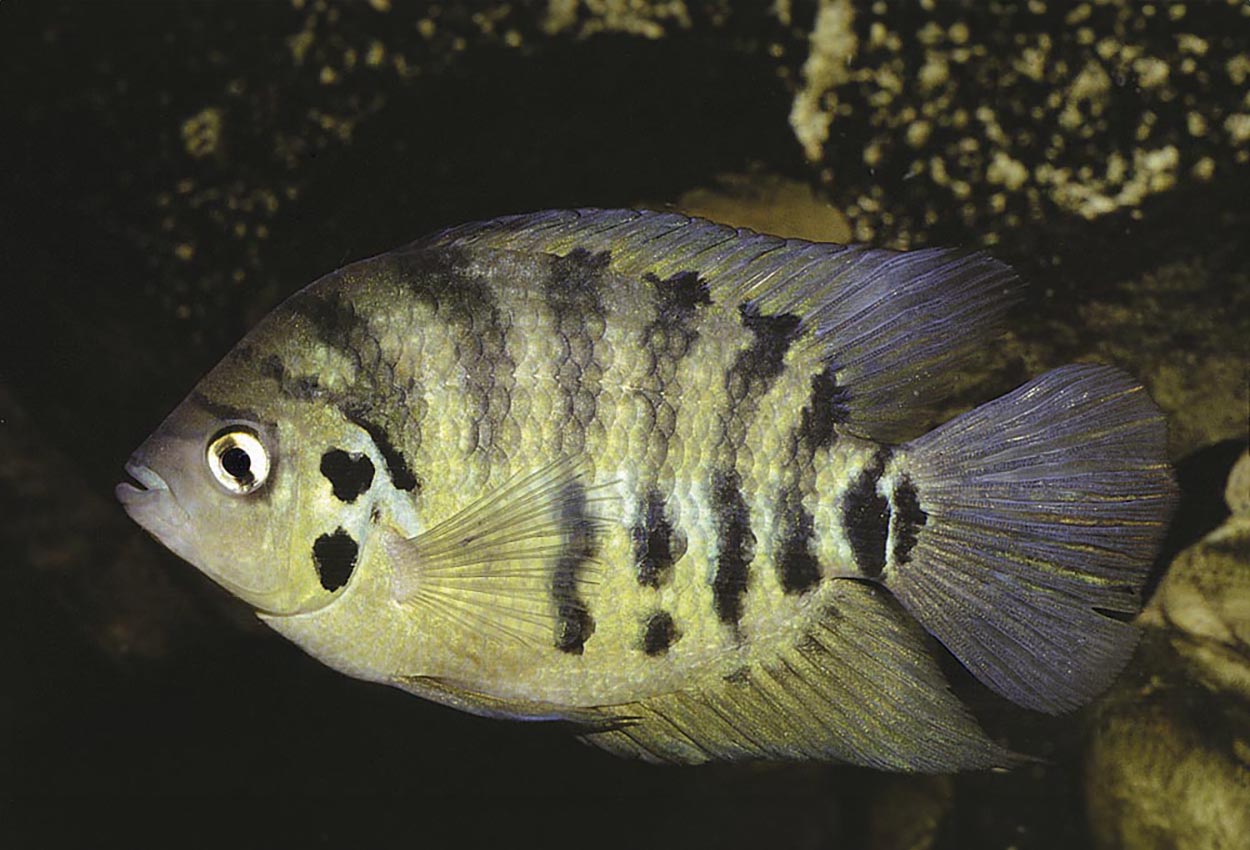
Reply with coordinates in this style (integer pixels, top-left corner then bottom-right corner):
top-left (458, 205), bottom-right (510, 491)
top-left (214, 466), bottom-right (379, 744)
top-left (414, 209), bottom-right (1019, 442)
top-left (576, 582), bottom-right (1017, 770)
top-left (384, 457), bottom-right (612, 651)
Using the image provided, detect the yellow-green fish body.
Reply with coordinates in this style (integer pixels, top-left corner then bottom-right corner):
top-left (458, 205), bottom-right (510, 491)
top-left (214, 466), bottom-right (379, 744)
top-left (117, 210), bottom-right (1177, 769)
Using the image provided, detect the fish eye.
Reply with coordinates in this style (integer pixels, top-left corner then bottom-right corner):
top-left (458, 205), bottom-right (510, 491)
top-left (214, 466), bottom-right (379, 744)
top-left (206, 427), bottom-right (270, 495)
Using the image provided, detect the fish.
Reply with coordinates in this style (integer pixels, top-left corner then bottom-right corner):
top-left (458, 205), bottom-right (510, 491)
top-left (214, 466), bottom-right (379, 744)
top-left (115, 209), bottom-right (1178, 770)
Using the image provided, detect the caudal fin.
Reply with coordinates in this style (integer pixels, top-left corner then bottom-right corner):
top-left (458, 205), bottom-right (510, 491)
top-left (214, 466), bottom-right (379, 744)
top-left (882, 364), bottom-right (1178, 713)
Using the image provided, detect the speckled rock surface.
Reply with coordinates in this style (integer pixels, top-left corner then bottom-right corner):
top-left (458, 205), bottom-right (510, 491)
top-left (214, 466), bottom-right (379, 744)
top-left (1, 1), bottom-right (1245, 847)
top-left (786, 0), bottom-right (1250, 249)
top-left (1085, 451), bottom-right (1250, 850)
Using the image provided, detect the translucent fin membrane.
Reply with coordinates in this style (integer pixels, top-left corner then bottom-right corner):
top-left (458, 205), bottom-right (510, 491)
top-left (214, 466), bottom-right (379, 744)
top-left (386, 457), bottom-right (612, 649)
top-left (886, 365), bottom-right (1178, 712)
top-left (580, 583), bottom-right (1018, 771)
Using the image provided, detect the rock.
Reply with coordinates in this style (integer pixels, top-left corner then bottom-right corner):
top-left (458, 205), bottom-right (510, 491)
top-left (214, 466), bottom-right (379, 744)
top-left (1086, 450), bottom-right (1250, 850)
top-left (785, 0), bottom-right (1250, 251)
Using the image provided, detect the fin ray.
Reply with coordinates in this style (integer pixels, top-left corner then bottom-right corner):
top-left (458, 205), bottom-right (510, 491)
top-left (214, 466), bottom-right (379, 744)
top-left (579, 583), bottom-right (1016, 770)
top-left (387, 456), bottom-right (611, 649)
top-left (885, 364), bottom-right (1178, 712)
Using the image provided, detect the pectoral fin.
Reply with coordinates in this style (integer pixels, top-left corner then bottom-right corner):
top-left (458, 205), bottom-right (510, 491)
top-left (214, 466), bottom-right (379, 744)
top-left (385, 457), bottom-right (613, 650)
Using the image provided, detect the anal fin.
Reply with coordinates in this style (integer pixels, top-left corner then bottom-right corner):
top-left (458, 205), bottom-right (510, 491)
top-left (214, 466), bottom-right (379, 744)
top-left (578, 582), bottom-right (1017, 771)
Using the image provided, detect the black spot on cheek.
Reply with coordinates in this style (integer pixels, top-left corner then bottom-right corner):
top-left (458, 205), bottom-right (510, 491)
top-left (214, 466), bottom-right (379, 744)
top-left (344, 410), bottom-right (419, 492)
top-left (312, 528), bottom-right (358, 591)
top-left (320, 449), bottom-right (375, 503)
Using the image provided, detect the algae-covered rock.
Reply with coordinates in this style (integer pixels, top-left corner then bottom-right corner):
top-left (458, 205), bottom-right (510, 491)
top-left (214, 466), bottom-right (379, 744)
top-left (1085, 450), bottom-right (1250, 850)
top-left (785, 0), bottom-right (1250, 249)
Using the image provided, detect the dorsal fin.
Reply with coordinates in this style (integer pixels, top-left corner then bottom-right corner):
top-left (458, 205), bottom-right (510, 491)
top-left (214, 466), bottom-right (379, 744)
top-left (413, 209), bottom-right (1020, 442)
top-left (576, 582), bottom-right (1018, 770)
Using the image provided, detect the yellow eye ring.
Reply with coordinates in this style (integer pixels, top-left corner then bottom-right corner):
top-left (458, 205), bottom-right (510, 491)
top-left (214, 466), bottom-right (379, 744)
top-left (206, 428), bottom-right (270, 495)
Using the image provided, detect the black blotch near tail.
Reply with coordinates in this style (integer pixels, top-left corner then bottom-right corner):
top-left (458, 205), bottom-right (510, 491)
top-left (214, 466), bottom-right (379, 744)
top-left (312, 528), bottom-right (358, 591)
top-left (641, 611), bottom-right (679, 656)
top-left (890, 476), bottom-right (927, 565)
top-left (711, 471), bottom-right (755, 628)
top-left (552, 482), bottom-right (597, 654)
top-left (319, 449), bottom-right (375, 503)
top-left (633, 491), bottom-right (683, 588)
top-left (844, 450), bottom-right (891, 577)
top-left (345, 409), bottom-right (419, 492)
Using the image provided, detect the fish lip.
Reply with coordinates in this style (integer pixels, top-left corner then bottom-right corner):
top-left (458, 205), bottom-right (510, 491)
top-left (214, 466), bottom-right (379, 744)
top-left (115, 460), bottom-right (169, 504)
top-left (115, 460), bottom-right (191, 531)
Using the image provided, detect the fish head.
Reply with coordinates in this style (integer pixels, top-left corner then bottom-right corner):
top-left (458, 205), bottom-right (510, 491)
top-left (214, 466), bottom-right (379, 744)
top-left (116, 348), bottom-right (380, 617)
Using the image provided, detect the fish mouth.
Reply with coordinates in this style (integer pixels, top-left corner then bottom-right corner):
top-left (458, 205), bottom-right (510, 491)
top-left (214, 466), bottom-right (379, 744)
top-left (115, 460), bottom-right (170, 505)
top-left (115, 459), bottom-right (191, 530)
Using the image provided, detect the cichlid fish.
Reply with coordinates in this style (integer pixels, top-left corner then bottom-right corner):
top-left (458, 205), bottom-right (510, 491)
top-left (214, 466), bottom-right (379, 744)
top-left (116, 210), bottom-right (1177, 770)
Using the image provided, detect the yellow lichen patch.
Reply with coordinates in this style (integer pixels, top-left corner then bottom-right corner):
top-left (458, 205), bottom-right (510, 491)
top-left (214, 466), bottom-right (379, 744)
top-left (1177, 33), bottom-right (1207, 56)
top-left (367, 0), bottom-right (390, 11)
top-left (543, 0), bottom-right (692, 38)
top-left (1226, 114), bottom-right (1250, 144)
top-left (1014, 35), bottom-right (1051, 81)
top-left (287, 27), bottom-right (315, 65)
top-left (987, 151), bottom-right (1028, 191)
top-left (1133, 56), bottom-right (1169, 89)
top-left (1064, 3), bottom-right (1091, 25)
top-left (790, 0), bottom-right (858, 162)
top-left (918, 52), bottom-right (950, 90)
top-left (1227, 54), bottom-right (1250, 87)
top-left (181, 107), bottom-right (224, 159)
top-left (1059, 60), bottom-right (1112, 130)
top-left (905, 120), bottom-right (931, 148)
top-left (773, 0), bottom-right (792, 27)
top-left (1038, 144), bottom-right (1180, 220)
top-left (916, 21), bottom-right (944, 47)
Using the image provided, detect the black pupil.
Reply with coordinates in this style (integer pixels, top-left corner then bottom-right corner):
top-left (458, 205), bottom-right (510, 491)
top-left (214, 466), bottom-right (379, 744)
top-left (221, 446), bottom-right (252, 480)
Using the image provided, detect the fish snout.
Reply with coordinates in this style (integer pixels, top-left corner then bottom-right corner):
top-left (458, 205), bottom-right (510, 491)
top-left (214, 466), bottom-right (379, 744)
top-left (115, 459), bottom-right (170, 506)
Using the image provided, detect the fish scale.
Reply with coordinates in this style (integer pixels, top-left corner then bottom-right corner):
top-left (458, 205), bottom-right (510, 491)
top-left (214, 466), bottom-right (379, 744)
top-left (116, 209), bottom-right (1177, 770)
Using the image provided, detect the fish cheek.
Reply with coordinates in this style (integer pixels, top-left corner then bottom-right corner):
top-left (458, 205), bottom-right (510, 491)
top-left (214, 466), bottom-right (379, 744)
top-left (290, 446), bottom-right (383, 603)
top-left (173, 447), bottom-right (316, 613)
